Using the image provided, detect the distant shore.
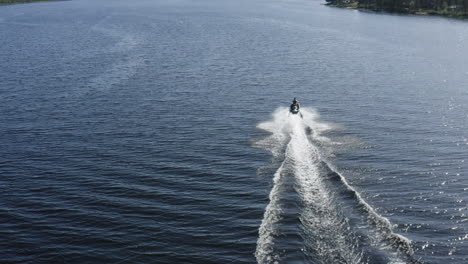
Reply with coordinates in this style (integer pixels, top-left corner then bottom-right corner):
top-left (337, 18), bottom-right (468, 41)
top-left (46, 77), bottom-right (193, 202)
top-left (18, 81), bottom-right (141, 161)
top-left (0, 0), bottom-right (62, 5)
top-left (325, 2), bottom-right (468, 20)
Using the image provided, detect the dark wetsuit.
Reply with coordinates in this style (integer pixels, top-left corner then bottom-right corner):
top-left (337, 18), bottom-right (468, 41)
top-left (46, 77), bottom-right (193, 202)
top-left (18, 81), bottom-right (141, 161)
top-left (290, 103), bottom-right (300, 112)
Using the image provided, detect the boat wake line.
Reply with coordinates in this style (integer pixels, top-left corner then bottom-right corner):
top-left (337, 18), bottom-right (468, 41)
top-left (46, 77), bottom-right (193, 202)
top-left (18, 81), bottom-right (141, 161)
top-left (254, 107), bottom-right (420, 264)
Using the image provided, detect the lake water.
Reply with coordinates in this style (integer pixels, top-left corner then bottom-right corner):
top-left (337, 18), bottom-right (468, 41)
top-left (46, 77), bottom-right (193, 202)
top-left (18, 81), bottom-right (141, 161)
top-left (0, 0), bottom-right (467, 263)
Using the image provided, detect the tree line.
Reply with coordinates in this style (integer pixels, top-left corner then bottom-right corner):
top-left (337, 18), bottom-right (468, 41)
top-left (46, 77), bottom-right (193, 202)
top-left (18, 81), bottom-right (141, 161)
top-left (0, 0), bottom-right (60, 5)
top-left (326, 0), bottom-right (468, 17)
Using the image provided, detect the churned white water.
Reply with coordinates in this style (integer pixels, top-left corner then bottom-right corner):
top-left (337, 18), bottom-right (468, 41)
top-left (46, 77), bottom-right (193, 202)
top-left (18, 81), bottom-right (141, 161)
top-left (255, 108), bottom-right (412, 264)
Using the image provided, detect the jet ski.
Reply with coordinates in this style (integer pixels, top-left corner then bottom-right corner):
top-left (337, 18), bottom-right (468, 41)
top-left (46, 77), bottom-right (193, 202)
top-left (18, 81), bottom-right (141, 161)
top-left (289, 97), bottom-right (303, 117)
top-left (290, 105), bottom-right (300, 114)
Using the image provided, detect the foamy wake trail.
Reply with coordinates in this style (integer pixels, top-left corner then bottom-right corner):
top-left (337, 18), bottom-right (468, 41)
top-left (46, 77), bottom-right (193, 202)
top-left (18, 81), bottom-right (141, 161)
top-left (255, 107), bottom-right (415, 264)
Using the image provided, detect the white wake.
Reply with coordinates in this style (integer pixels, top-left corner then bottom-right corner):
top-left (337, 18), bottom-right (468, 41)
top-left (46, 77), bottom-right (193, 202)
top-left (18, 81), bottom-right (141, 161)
top-left (254, 107), bottom-right (413, 264)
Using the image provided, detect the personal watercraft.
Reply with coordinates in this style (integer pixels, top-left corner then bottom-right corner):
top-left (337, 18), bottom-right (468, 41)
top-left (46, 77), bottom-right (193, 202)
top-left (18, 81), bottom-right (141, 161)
top-left (289, 97), bottom-right (303, 117)
top-left (290, 104), bottom-right (300, 114)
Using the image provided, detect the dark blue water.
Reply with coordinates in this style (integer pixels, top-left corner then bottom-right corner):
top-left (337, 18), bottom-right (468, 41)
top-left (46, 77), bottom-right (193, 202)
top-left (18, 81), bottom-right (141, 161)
top-left (1, 0), bottom-right (467, 263)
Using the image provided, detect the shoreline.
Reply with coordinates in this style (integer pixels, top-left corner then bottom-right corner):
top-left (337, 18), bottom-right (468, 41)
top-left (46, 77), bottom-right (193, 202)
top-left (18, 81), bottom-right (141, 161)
top-left (0, 0), bottom-right (63, 6)
top-left (324, 2), bottom-right (468, 20)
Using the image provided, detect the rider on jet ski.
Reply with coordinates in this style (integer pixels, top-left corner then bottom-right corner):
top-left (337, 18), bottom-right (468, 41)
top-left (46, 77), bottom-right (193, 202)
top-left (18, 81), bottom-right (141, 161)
top-left (290, 98), bottom-right (300, 114)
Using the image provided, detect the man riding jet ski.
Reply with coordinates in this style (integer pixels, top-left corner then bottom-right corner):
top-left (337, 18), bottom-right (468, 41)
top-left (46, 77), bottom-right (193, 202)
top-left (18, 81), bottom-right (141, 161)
top-left (290, 98), bottom-right (300, 115)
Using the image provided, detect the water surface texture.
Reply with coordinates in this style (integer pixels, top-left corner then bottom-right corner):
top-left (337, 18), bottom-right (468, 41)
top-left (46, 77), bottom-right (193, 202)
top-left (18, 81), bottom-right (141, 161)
top-left (0, 0), bottom-right (467, 263)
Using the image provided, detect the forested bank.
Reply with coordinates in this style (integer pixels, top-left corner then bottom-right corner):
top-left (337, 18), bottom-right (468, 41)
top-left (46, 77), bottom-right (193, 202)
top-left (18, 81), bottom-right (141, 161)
top-left (325, 0), bottom-right (468, 18)
top-left (0, 0), bottom-right (61, 5)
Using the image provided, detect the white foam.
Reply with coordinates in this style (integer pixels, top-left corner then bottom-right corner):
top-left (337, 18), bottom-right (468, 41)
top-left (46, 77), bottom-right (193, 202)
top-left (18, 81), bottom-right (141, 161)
top-left (255, 107), bottom-right (413, 263)
top-left (288, 113), bottom-right (363, 263)
top-left (255, 164), bottom-right (285, 264)
top-left (255, 108), bottom-right (361, 263)
top-left (255, 108), bottom-right (291, 263)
